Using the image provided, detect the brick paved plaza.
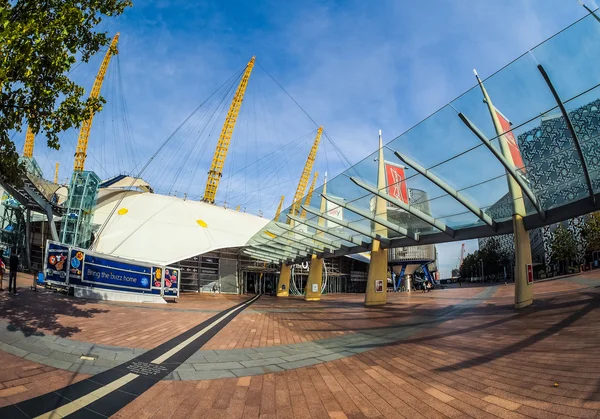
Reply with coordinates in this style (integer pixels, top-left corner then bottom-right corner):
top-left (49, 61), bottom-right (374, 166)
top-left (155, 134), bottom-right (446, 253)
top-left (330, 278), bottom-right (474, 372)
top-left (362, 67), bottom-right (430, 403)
top-left (0, 272), bottom-right (599, 418)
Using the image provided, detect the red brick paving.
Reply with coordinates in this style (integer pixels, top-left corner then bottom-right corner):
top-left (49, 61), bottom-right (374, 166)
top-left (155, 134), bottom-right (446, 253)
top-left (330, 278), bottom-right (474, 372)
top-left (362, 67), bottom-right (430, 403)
top-left (0, 351), bottom-right (89, 408)
top-left (1, 272), bottom-right (599, 417)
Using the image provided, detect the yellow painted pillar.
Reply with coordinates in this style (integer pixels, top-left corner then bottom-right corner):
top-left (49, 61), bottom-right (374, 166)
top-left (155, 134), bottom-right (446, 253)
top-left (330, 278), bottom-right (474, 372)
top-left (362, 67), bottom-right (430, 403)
top-left (305, 254), bottom-right (323, 301)
top-left (514, 215), bottom-right (533, 308)
top-left (304, 174), bottom-right (328, 302)
top-left (365, 130), bottom-right (388, 307)
top-left (277, 264), bottom-right (291, 297)
top-left (476, 71), bottom-right (534, 309)
top-left (365, 239), bottom-right (387, 306)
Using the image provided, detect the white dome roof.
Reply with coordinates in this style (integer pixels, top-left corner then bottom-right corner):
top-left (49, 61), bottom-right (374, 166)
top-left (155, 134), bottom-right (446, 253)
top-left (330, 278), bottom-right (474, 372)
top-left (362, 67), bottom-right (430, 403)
top-left (92, 192), bottom-right (269, 265)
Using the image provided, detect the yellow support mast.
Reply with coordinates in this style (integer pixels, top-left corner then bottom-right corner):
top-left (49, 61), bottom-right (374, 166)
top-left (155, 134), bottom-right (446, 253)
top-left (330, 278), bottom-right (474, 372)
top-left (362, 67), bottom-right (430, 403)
top-left (300, 172), bottom-right (318, 219)
top-left (23, 126), bottom-right (35, 158)
top-left (73, 33), bottom-right (120, 172)
top-left (273, 195), bottom-right (285, 220)
top-left (54, 162), bottom-right (59, 184)
top-left (203, 57), bottom-right (255, 204)
top-left (289, 127), bottom-right (322, 219)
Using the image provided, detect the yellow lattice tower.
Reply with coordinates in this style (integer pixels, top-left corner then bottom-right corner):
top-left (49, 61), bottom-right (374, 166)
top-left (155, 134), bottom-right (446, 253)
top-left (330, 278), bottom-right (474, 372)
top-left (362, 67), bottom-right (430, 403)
top-left (273, 195), bottom-right (284, 220)
top-left (290, 127), bottom-right (322, 217)
top-left (53, 162), bottom-right (59, 184)
top-left (23, 126), bottom-right (35, 158)
top-left (203, 57), bottom-right (255, 204)
top-left (73, 33), bottom-right (120, 172)
top-left (300, 172), bottom-right (318, 219)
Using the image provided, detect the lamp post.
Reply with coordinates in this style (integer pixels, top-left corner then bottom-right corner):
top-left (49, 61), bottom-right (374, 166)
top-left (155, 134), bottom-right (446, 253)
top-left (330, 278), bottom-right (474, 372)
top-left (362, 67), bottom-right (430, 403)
top-left (480, 259), bottom-right (484, 283)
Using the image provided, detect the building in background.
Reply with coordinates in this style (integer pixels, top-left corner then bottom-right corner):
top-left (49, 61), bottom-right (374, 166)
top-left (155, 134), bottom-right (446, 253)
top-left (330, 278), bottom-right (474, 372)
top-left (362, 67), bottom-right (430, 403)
top-left (479, 99), bottom-right (600, 273)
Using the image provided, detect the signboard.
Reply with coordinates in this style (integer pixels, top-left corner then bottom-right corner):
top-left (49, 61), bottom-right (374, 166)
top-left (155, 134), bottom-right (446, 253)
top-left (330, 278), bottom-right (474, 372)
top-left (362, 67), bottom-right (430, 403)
top-left (311, 283), bottom-right (318, 292)
top-left (526, 264), bottom-right (533, 285)
top-left (151, 266), bottom-right (163, 294)
top-left (82, 254), bottom-right (152, 291)
top-left (69, 249), bottom-right (84, 283)
top-left (384, 161), bottom-right (409, 203)
top-left (375, 279), bottom-right (384, 293)
top-left (45, 241), bottom-right (70, 285)
top-left (162, 267), bottom-right (180, 297)
top-left (42, 240), bottom-right (181, 299)
top-left (325, 199), bottom-right (343, 229)
top-left (495, 108), bottom-right (525, 172)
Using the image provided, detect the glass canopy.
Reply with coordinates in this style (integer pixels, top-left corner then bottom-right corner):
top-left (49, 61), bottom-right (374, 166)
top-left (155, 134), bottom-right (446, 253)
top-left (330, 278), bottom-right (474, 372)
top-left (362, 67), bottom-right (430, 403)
top-left (245, 11), bottom-right (600, 264)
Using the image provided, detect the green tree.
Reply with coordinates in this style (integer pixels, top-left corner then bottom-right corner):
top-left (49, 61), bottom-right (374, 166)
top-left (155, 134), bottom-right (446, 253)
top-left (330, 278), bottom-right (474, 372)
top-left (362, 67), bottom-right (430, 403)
top-left (582, 211), bottom-right (600, 253)
top-left (0, 0), bottom-right (132, 184)
top-left (551, 224), bottom-right (577, 273)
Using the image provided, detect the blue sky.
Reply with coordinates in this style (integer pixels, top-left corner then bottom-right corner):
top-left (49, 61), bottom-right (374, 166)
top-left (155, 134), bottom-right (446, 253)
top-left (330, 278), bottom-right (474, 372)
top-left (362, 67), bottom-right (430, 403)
top-left (22, 0), bottom-right (598, 277)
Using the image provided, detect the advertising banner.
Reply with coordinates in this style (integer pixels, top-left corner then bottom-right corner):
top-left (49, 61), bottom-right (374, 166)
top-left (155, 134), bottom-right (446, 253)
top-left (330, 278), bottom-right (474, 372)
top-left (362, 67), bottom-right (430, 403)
top-left (495, 108), bottom-right (525, 172)
top-left (384, 161), bottom-right (408, 204)
top-left (82, 253), bottom-right (152, 291)
top-left (69, 249), bottom-right (85, 283)
top-left (162, 267), bottom-right (180, 297)
top-left (151, 266), bottom-right (163, 295)
top-left (325, 199), bottom-right (344, 229)
top-left (45, 241), bottom-right (70, 284)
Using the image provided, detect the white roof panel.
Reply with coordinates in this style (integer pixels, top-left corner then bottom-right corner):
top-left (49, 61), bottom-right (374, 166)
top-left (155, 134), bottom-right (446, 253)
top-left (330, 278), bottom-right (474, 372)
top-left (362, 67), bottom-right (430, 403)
top-left (92, 192), bottom-right (269, 265)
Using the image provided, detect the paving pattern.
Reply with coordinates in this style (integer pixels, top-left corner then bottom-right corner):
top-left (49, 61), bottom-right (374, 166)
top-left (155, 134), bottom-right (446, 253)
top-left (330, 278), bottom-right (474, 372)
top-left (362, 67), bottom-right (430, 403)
top-left (0, 271), bottom-right (599, 417)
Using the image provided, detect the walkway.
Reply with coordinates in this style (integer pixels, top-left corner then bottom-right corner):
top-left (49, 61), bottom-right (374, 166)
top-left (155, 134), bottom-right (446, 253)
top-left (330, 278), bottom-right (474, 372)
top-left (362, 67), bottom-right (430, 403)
top-left (0, 272), bottom-right (599, 418)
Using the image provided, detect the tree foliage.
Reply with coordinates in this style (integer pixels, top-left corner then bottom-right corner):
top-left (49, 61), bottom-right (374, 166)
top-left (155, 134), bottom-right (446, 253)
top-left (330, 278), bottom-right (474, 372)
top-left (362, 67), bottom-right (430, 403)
top-left (459, 237), bottom-right (511, 279)
top-left (0, 0), bottom-right (132, 184)
top-left (550, 224), bottom-right (577, 263)
top-left (582, 211), bottom-right (600, 253)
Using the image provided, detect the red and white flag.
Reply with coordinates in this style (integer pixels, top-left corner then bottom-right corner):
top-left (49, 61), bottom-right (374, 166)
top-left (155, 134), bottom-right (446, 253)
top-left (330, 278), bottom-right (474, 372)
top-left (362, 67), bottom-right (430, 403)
top-left (494, 108), bottom-right (525, 172)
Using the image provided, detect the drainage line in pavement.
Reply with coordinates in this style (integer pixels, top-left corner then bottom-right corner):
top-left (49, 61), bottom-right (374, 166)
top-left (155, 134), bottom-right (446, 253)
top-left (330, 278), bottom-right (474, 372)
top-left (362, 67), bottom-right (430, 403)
top-left (0, 294), bottom-right (261, 419)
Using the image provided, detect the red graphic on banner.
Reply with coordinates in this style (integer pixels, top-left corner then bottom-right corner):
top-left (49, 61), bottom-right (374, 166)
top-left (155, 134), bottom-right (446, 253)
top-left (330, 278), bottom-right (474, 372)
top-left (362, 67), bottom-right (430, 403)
top-left (384, 162), bottom-right (408, 204)
top-left (495, 108), bottom-right (525, 172)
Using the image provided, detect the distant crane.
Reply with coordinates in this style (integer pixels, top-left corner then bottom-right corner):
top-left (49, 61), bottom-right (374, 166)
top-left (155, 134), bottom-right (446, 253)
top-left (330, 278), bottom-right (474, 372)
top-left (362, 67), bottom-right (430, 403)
top-left (23, 126), bottom-right (35, 158)
top-left (289, 127), bottom-right (322, 221)
top-left (53, 162), bottom-right (59, 184)
top-left (300, 172), bottom-right (318, 219)
top-left (73, 33), bottom-right (120, 172)
top-left (273, 195), bottom-right (285, 220)
top-left (203, 56), bottom-right (255, 204)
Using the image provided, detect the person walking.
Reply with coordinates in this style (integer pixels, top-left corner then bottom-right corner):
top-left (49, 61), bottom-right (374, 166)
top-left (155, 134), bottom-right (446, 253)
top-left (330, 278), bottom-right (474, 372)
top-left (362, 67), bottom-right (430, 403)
top-left (0, 256), bottom-right (5, 290)
top-left (9, 248), bottom-right (19, 295)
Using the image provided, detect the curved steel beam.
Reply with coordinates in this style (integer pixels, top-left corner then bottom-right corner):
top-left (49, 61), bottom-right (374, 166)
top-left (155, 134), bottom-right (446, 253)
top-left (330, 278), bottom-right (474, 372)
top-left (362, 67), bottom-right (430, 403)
top-left (301, 204), bottom-right (391, 247)
top-left (393, 150), bottom-right (498, 230)
top-left (350, 177), bottom-right (455, 237)
top-left (321, 194), bottom-right (419, 242)
top-left (274, 221), bottom-right (341, 249)
top-left (537, 64), bottom-right (595, 205)
top-left (287, 214), bottom-right (369, 248)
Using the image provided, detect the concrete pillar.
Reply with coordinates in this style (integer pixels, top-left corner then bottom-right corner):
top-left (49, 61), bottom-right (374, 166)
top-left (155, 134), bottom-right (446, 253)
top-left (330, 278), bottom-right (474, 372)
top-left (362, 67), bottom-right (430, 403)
top-left (514, 215), bottom-right (533, 308)
top-left (365, 239), bottom-right (387, 306)
top-left (277, 264), bottom-right (291, 297)
top-left (305, 255), bottom-right (323, 301)
top-left (365, 130), bottom-right (388, 306)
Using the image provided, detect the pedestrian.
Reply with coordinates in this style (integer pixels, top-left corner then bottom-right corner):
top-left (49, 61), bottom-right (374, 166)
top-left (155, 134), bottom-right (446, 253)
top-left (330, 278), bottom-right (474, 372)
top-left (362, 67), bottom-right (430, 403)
top-left (211, 282), bottom-right (217, 296)
top-left (9, 247), bottom-right (18, 295)
top-left (0, 256), bottom-right (5, 290)
top-left (458, 277), bottom-right (462, 287)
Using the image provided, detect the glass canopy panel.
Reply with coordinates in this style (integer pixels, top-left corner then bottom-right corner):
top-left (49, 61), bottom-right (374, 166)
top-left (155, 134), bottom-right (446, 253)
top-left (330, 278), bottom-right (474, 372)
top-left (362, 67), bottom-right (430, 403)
top-left (246, 11), bottom-right (600, 260)
top-left (450, 52), bottom-right (557, 147)
top-left (531, 13), bottom-right (600, 103)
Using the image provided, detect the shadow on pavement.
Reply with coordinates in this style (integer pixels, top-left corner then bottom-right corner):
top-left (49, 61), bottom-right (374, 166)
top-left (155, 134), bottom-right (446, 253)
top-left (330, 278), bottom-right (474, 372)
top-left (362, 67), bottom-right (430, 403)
top-left (0, 289), bottom-right (109, 338)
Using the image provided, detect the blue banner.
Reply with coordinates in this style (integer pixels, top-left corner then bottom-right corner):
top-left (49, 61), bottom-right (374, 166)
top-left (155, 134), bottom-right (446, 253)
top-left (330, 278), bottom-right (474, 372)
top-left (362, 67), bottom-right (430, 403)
top-left (69, 249), bottom-right (85, 283)
top-left (45, 242), bottom-right (69, 283)
top-left (82, 254), bottom-right (152, 291)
